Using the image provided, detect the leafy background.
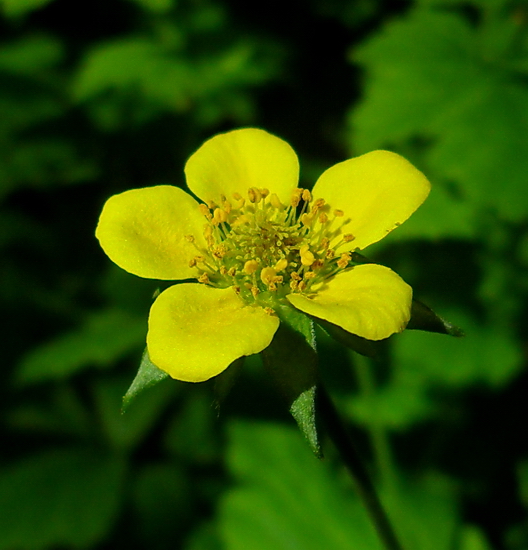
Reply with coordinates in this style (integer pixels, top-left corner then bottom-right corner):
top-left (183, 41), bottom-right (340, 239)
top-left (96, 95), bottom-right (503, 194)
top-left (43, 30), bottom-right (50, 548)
top-left (2, 0), bottom-right (527, 548)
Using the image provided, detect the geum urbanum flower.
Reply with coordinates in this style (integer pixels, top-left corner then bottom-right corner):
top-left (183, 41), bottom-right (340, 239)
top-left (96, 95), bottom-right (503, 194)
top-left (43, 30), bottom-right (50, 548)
top-left (96, 128), bottom-right (430, 383)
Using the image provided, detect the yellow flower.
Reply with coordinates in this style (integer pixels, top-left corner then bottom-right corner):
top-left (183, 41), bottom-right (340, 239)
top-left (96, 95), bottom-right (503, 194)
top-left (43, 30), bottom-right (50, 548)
top-left (96, 128), bottom-right (430, 383)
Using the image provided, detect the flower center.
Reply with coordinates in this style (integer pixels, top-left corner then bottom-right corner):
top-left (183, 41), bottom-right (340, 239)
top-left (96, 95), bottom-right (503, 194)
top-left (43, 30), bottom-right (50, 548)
top-left (186, 187), bottom-right (355, 307)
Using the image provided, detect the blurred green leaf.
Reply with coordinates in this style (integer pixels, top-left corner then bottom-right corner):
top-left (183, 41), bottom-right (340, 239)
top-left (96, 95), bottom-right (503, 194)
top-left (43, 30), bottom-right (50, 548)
top-left (0, 35), bottom-right (62, 73)
top-left (0, 449), bottom-right (126, 549)
top-left (220, 421), bottom-right (383, 550)
top-left (132, 463), bottom-right (193, 550)
top-left (393, 309), bottom-right (522, 388)
top-left (349, 8), bottom-right (528, 221)
top-left (0, 0), bottom-right (54, 18)
top-left (457, 525), bottom-right (493, 550)
top-left (17, 309), bottom-right (146, 385)
top-left (127, 0), bottom-right (175, 13)
top-left (95, 376), bottom-right (175, 452)
top-left (220, 422), bottom-right (460, 550)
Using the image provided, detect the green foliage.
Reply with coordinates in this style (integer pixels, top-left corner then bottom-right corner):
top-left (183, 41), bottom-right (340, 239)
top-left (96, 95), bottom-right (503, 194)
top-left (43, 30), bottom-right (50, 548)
top-left (0, 449), bottom-right (126, 549)
top-left (349, 4), bottom-right (528, 223)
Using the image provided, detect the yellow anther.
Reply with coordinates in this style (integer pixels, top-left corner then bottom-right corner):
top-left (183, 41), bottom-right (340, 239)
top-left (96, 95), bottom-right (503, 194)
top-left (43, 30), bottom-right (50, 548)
top-left (264, 307), bottom-right (275, 316)
top-left (298, 281), bottom-right (307, 292)
top-left (185, 235), bottom-right (195, 243)
top-left (207, 200), bottom-right (217, 210)
top-left (268, 282), bottom-right (277, 292)
top-left (260, 188), bottom-right (270, 199)
top-left (326, 249), bottom-right (335, 259)
top-left (311, 259), bottom-right (324, 270)
top-left (244, 260), bottom-right (259, 275)
top-left (270, 193), bottom-right (283, 209)
top-left (318, 212), bottom-right (328, 224)
top-left (213, 208), bottom-right (228, 224)
top-left (228, 267), bottom-right (237, 277)
top-left (212, 244), bottom-right (227, 259)
top-left (251, 286), bottom-right (259, 298)
top-left (260, 267), bottom-right (277, 286)
top-left (198, 273), bottom-right (210, 284)
top-left (337, 253), bottom-right (351, 269)
top-left (320, 237), bottom-right (330, 250)
top-left (291, 189), bottom-right (302, 208)
top-left (300, 244), bottom-right (315, 267)
top-left (334, 209), bottom-right (344, 217)
top-left (189, 258), bottom-right (197, 268)
top-left (233, 192), bottom-right (242, 200)
top-left (199, 203), bottom-right (212, 219)
top-left (301, 213), bottom-right (313, 226)
top-left (344, 234), bottom-right (356, 242)
top-left (248, 187), bottom-right (262, 203)
top-left (304, 271), bottom-right (316, 279)
top-left (311, 198), bottom-right (325, 214)
top-left (290, 279), bottom-right (299, 291)
top-left (219, 266), bottom-right (228, 275)
top-left (291, 272), bottom-right (302, 281)
top-left (274, 258), bottom-right (288, 272)
top-left (302, 189), bottom-right (312, 202)
top-left (223, 200), bottom-right (232, 214)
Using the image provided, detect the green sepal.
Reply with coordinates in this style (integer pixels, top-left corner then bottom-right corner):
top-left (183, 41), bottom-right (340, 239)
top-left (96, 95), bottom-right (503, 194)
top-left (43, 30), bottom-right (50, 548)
top-left (314, 317), bottom-right (384, 358)
top-left (262, 305), bottom-right (322, 458)
top-left (407, 299), bottom-right (464, 337)
top-left (122, 348), bottom-right (169, 413)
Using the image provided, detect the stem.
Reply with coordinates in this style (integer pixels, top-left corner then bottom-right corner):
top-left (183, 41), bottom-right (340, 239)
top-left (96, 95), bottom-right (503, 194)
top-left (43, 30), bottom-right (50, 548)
top-left (318, 384), bottom-right (405, 550)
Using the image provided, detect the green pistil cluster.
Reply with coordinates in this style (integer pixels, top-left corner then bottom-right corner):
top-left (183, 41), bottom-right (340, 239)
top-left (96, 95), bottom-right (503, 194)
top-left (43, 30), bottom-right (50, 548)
top-left (186, 187), bottom-right (356, 307)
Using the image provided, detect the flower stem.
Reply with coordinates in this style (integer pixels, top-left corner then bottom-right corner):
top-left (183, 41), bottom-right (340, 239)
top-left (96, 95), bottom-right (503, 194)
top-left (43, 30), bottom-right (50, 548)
top-left (318, 384), bottom-right (405, 550)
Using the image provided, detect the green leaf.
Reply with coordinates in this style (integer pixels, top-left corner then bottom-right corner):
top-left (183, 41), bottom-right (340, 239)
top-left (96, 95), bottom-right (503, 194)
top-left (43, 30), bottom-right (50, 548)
top-left (394, 309), bottom-right (522, 388)
top-left (0, 449), bottom-right (126, 549)
top-left (220, 421), bottom-right (383, 550)
top-left (406, 299), bottom-right (464, 337)
top-left (17, 309), bottom-right (146, 385)
top-left (262, 306), bottom-right (321, 457)
top-left (349, 8), bottom-right (528, 222)
top-left (0, 0), bottom-right (54, 18)
top-left (122, 349), bottom-right (169, 412)
top-left (221, 422), bottom-right (459, 550)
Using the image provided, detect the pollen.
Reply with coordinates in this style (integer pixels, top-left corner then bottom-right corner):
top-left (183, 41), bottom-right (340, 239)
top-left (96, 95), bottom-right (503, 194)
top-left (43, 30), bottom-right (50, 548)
top-left (188, 186), bottom-right (357, 305)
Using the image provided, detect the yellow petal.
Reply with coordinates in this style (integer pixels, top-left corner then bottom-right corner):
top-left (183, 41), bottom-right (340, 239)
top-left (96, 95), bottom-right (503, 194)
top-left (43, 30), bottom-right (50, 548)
top-left (312, 150), bottom-right (430, 250)
top-left (184, 128), bottom-right (299, 206)
top-left (286, 264), bottom-right (412, 341)
top-left (96, 186), bottom-right (206, 280)
top-left (147, 284), bottom-right (280, 382)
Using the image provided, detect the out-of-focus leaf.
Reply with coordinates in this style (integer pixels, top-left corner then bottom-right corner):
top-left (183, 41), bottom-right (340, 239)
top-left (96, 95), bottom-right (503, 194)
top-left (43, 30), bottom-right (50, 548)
top-left (458, 525), bottom-right (493, 550)
top-left (349, 8), bottom-right (528, 222)
top-left (220, 421), bottom-right (383, 550)
top-left (393, 309), bottom-right (522, 388)
top-left (518, 460), bottom-right (528, 509)
top-left (127, 0), bottom-right (175, 13)
top-left (95, 376), bottom-right (175, 451)
top-left (122, 349), bottom-right (169, 412)
top-left (0, 449), bottom-right (126, 550)
top-left (17, 309), bottom-right (146, 385)
top-left (0, 35), bottom-right (62, 73)
top-left (132, 463), bottom-right (193, 550)
top-left (0, 0), bottom-right (54, 18)
top-left (221, 422), bottom-right (459, 550)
